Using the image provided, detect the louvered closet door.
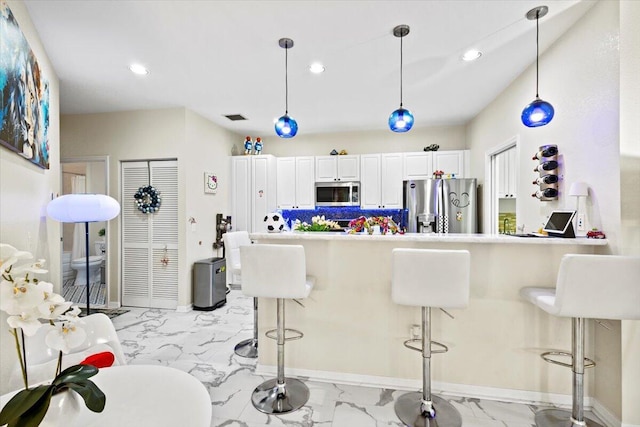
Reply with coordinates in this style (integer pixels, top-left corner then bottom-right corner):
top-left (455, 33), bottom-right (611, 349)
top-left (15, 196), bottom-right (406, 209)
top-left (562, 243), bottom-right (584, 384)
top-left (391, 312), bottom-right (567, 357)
top-left (121, 160), bottom-right (178, 309)
top-left (149, 161), bottom-right (178, 308)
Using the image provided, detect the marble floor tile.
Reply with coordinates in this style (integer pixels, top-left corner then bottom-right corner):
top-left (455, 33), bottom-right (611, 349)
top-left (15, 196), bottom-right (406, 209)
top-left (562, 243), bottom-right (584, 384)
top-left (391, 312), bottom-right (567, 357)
top-left (111, 290), bottom-right (603, 426)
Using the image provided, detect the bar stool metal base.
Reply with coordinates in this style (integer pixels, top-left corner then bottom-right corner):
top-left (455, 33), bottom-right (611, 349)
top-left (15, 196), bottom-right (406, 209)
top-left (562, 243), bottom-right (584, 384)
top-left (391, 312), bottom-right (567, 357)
top-left (251, 378), bottom-right (310, 414)
top-left (395, 392), bottom-right (461, 427)
top-left (534, 408), bottom-right (603, 427)
top-left (234, 338), bottom-right (258, 358)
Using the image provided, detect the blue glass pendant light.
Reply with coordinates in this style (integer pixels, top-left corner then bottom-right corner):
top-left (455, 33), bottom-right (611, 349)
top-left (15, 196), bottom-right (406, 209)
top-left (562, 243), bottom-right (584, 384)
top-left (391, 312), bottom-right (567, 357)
top-left (275, 38), bottom-right (298, 138)
top-left (521, 6), bottom-right (554, 127)
top-left (389, 25), bottom-right (414, 133)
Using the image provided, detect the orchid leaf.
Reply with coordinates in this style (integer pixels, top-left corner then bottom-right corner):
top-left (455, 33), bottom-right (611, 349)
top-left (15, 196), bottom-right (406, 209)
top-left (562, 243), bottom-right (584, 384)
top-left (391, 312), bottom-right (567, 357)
top-left (52, 364), bottom-right (98, 385)
top-left (0, 385), bottom-right (53, 425)
top-left (66, 380), bottom-right (106, 412)
top-left (0, 386), bottom-right (54, 427)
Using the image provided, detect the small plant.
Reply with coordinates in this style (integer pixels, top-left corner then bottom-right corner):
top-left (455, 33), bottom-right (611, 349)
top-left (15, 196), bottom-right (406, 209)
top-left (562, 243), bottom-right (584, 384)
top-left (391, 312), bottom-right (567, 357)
top-left (98, 228), bottom-right (105, 237)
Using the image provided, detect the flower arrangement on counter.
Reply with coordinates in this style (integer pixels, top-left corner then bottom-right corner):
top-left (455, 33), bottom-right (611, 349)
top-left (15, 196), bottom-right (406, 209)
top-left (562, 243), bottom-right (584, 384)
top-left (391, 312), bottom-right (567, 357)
top-left (348, 216), bottom-right (401, 235)
top-left (0, 244), bottom-right (105, 427)
top-left (293, 215), bottom-right (342, 232)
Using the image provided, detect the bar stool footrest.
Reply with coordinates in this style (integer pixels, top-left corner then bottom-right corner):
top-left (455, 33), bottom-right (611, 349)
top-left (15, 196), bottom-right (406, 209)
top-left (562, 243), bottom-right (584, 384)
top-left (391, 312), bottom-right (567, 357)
top-left (266, 328), bottom-right (304, 341)
top-left (540, 351), bottom-right (595, 369)
top-left (403, 338), bottom-right (449, 354)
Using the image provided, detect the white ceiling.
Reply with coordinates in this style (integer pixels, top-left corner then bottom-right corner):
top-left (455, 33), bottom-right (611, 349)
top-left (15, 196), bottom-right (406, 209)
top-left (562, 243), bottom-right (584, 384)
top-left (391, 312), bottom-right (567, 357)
top-left (23, 0), bottom-right (595, 137)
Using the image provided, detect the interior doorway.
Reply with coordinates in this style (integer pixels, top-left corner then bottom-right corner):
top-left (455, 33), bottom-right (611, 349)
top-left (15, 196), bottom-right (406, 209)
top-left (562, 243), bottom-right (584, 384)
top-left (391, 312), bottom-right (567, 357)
top-left (60, 156), bottom-right (110, 307)
top-left (484, 137), bottom-right (519, 235)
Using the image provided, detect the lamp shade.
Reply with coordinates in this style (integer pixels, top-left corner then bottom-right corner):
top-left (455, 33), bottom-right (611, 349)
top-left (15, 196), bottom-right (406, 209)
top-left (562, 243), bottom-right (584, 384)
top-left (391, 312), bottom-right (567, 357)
top-left (275, 114), bottom-right (298, 138)
top-left (47, 194), bottom-right (120, 223)
top-left (389, 107), bottom-right (414, 133)
top-left (568, 182), bottom-right (589, 197)
top-left (521, 98), bottom-right (555, 127)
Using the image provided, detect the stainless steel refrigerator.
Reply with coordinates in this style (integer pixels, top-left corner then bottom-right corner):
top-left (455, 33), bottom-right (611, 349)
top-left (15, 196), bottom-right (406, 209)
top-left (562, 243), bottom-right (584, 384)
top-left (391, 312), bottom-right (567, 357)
top-left (403, 178), bottom-right (478, 233)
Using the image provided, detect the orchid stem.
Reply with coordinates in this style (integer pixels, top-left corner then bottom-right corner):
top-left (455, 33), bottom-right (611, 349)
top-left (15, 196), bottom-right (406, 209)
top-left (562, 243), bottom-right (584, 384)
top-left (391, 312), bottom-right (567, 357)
top-left (56, 351), bottom-right (63, 377)
top-left (13, 329), bottom-right (28, 389)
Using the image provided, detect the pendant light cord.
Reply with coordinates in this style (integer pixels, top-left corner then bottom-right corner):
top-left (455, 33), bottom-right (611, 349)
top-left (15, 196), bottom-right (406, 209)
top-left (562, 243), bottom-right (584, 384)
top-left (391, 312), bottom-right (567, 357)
top-left (285, 40), bottom-right (289, 115)
top-left (536, 10), bottom-right (540, 99)
top-left (399, 34), bottom-right (404, 107)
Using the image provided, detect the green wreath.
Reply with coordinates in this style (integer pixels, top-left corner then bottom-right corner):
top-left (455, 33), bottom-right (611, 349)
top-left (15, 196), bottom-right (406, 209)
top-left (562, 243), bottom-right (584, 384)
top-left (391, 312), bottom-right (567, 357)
top-left (134, 186), bottom-right (161, 214)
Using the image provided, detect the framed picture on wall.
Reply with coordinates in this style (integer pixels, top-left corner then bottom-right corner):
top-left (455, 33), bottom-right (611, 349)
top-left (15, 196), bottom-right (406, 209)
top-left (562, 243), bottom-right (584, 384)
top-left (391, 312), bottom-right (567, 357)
top-left (0, 1), bottom-right (51, 169)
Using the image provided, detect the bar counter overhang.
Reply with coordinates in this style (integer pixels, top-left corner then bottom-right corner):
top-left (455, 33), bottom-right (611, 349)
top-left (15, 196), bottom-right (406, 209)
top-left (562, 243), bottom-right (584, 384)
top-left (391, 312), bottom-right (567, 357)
top-left (249, 232), bottom-right (607, 405)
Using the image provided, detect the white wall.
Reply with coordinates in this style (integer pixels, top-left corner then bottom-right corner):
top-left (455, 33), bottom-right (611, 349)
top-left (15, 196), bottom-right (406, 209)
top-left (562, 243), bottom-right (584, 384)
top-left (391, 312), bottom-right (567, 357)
top-left (466, 1), bottom-right (640, 423)
top-left (466, 0), bottom-right (620, 252)
top-left (61, 108), bottom-right (236, 308)
top-left (0, 0), bottom-right (60, 395)
top-left (236, 125), bottom-right (466, 158)
top-left (619, 1), bottom-right (640, 425)
top-left (183, 110), bottom-right (236, 301)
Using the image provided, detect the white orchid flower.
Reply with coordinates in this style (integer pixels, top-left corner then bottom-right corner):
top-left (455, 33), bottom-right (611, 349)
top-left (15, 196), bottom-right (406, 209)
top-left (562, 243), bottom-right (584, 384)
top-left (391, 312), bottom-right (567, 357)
top-left (59, 305), bottom-right (82, 323)
top-left (0, 244), bottom-right (33, 276)
top-left (45, 322), bottom-right (87, 353)
top-left (7, 309), bottom-right (44, 336)
top-left (38, 300), bottom-right (72, 320)
top-left (11, 259), bottom-right (48, 278)
top-left (0, 278), bottom-right (46, 315)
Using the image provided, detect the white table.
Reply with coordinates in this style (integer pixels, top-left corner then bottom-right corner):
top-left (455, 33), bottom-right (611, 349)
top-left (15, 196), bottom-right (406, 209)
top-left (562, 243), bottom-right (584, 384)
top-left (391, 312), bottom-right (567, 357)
top-left (2, 365), bottom-right (212, 427)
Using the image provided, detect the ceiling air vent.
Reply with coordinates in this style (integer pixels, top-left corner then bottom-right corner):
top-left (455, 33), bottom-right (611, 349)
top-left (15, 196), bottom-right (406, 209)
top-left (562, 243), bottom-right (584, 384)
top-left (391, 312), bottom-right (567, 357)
top-left (224, 114), bottom-right (247, 121)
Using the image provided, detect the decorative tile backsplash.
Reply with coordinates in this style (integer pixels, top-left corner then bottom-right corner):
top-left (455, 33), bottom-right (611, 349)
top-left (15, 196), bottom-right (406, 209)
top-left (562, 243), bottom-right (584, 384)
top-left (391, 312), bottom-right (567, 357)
top-left (280, 207), bottom-right (402, 229)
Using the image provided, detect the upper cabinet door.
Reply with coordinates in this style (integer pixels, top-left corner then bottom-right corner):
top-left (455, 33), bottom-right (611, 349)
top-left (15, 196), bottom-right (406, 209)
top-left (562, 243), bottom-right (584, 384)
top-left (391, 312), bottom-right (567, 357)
top-left (337, 155), bottom-right (360, 181)
top-left (432, 150), bottom-right (468, 177)
top-left (315, 155), bottom-right (360, 181)
top-left (315, 156), bottom-right (338, 182)
top-left (380, 153), bottom-right (403, 208)
top-left (276, 157), bottom-right (297, 209)
top-left (277, 156), bottom-right (315, 209)
top-left (360, 154), bottom-right (381, 209)
top-left (403, 152), bottom-right (433, 180)
top-left (295, 156), bottom-right (315, 209)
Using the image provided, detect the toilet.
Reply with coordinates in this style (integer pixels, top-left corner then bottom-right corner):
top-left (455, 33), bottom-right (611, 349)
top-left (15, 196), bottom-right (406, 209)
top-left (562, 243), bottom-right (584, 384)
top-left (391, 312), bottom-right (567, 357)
top-left (71, 241), bottom-right (105, 286)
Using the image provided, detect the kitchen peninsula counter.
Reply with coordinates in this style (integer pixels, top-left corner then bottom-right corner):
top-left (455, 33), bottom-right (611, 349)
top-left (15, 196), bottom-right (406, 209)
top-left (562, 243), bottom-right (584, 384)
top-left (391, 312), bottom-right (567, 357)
top-left (249, 231), bottom-right (608, 406)
top-left (251, 231), bottom-right (608, 245)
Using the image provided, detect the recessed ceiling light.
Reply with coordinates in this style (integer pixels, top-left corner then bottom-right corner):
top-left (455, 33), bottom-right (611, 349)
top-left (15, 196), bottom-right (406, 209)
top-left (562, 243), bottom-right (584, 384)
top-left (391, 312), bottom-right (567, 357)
top-left (462, 49), bottom-right (482, 62)
top-left (309, 62), bottom-right (325, 74)
top-left (129, 64), bottom-right (149, 75)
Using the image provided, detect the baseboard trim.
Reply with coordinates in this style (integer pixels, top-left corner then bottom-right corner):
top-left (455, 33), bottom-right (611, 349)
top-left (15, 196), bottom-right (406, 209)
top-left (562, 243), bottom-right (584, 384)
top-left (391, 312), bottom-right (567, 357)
top-left (256, 364), bottom-right (620, 426)
top-left (593, 399), bottom-right (623, 427)
top-left (176, 304), bottom-right (192, 313)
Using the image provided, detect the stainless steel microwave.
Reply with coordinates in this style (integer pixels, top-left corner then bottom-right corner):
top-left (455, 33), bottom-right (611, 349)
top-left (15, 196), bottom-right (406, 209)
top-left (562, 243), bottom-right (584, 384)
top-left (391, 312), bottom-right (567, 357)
top-left (315, 182), bottom-right (360, 207)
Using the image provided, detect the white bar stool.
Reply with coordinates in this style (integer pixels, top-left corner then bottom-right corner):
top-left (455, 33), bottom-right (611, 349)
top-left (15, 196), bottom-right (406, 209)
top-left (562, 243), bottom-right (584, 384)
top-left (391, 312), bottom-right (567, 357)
top-left (240, 243), bottom-right (315, 414)
top-left (520, 254), bottom-right (640, 427)
top-left (223, 230), bottom-right (258, 358)
top-left (391, 248), bottom-right (470, 427)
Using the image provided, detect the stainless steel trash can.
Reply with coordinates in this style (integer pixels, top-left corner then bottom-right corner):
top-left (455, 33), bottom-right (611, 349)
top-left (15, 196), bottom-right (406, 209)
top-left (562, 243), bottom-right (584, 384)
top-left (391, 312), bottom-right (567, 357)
top-left (193, 257), bottom-right (226, 311)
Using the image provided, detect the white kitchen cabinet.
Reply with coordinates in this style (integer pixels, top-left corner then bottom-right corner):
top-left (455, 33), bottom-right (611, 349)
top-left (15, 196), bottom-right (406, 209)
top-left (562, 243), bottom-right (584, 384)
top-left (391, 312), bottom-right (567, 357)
top-left (360, 153), bottom-right (403, 209)
top-left (403, 152), bottom-right (433, 180)
top-left (432, 150), bottom-right (469, 178)
top-left (496, 147), bottom-right (517, 198)
top-left (277, 156), bottom-right (315, 209)
top-left (315, 155), bottom-right (360, 182)
top-left (231, 155), bottom-right (277, 232)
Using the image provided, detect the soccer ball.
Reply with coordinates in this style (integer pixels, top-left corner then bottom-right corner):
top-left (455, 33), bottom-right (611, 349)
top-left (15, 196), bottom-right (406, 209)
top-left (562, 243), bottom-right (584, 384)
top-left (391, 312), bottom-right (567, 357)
top-left (264, 212), bottom-right (285, 233)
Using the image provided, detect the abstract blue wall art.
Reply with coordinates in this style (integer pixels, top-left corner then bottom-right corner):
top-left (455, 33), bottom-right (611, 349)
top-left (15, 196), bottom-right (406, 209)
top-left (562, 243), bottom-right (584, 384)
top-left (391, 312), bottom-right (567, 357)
top-left (0, 1), bottom-right (50, 169)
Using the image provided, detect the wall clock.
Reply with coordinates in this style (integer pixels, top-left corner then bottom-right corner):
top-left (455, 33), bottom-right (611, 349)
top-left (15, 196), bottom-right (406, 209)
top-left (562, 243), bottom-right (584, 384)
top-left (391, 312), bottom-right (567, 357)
top-left (204, 172), bottom-right (217, 194)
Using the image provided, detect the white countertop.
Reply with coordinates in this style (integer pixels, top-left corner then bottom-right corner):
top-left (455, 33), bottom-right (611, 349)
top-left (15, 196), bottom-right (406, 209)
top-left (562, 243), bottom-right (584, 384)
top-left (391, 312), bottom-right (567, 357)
top-left (251, 231), bottom-right (608, 245)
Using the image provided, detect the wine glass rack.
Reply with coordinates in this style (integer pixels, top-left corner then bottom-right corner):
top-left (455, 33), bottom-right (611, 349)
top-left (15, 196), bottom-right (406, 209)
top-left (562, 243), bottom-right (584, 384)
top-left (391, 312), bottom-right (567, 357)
top-left (532, 144), bottom-right (559, 201)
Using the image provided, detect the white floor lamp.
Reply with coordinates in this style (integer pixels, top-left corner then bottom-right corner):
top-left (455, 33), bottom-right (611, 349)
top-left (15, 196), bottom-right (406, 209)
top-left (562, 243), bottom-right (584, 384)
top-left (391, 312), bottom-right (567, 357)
top-left (47, 194), bottom-right (120, 315)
